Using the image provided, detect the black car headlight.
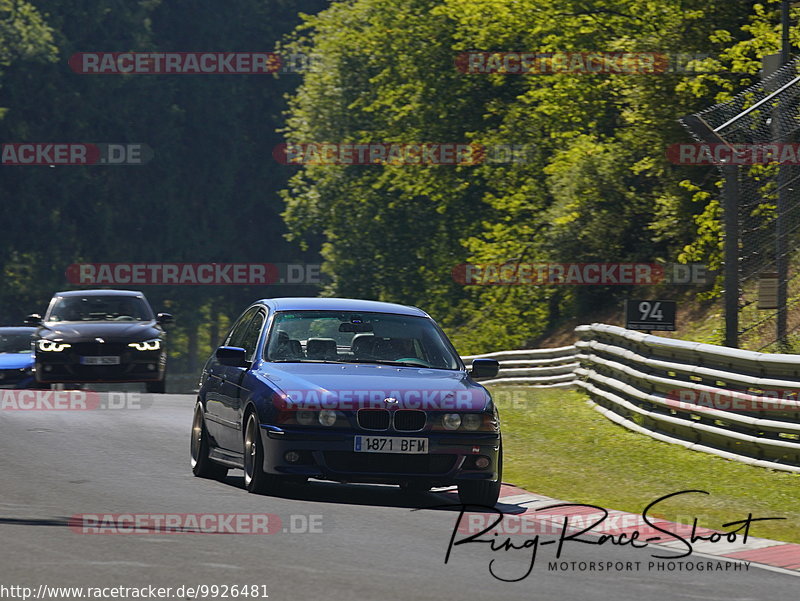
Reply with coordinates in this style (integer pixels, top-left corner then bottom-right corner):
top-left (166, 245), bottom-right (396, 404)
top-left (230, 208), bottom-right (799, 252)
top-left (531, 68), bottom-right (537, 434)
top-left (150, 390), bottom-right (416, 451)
top-left (37, 340), bottom-right (71, 352)
top-left (128, 339), bottom-right (162, 351)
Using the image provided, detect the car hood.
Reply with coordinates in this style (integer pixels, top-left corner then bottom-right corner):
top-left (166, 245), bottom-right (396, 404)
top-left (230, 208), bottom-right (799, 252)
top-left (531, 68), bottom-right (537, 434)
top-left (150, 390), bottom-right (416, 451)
top-left (38, 321), bottom-right (161, 343)
top-left (0, 353), bottom-right (34, 369)
top-left (256, 362), bottom-right (490, 411)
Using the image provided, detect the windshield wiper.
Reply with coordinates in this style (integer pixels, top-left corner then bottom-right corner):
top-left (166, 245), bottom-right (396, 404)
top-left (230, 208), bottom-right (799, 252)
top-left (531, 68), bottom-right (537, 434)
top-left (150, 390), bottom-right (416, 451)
top-left (269, 359), bottom-right (348, 364)
top-left (339, 358), bottom-right (428, 368)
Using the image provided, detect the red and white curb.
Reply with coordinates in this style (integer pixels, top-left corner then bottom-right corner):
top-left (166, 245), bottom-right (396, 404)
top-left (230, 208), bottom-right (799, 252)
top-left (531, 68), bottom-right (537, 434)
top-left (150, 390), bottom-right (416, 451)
top-left (440, 483), bottom-right (800, 575)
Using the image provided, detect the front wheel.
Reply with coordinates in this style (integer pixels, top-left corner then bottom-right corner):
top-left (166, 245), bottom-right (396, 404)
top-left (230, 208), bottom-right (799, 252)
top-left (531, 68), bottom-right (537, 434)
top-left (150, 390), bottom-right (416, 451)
top-left (190, 405), bottom-right (228, 480)
top-left (243, 413), bottom-right (284, 495)
top-left (457, 443), bottom-right (503, 507)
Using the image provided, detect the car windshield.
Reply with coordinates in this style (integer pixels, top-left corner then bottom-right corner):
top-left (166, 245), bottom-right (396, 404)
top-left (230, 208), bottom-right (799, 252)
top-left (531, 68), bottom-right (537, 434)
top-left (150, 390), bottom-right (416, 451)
top-left (0, 333), bottom-right (33, 354)
top-left (264, 311), bottom-right (461, 370)
top-left (46, 296), bottom-right (153, 322)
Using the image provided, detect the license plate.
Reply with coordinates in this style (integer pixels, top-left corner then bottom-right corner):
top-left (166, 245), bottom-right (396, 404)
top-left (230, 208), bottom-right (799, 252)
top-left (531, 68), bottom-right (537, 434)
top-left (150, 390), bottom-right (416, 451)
top-left (80, 356), bottom-right (121, 365)
top-left (354, 436), bottom-right (428, 454)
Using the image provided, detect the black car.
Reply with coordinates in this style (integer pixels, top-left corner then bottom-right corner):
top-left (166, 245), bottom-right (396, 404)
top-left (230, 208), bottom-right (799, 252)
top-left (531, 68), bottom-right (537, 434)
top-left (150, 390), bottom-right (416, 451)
top-left (191, 297), bottom-right (502, 506)
top-left (27, 290), bottom-right (173, 392)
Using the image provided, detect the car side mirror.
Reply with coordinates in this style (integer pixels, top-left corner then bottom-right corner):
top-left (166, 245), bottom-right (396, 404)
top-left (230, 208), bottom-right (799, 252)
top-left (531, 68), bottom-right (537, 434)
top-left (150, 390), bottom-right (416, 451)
top-left (469, 358), bottom-right (499, 379)
top-left (24, 314), bottom-right (42, 326)
top-left (216, 346), bottom-right (249, 368)
top-left (156, 313), bottom-right (174, 325)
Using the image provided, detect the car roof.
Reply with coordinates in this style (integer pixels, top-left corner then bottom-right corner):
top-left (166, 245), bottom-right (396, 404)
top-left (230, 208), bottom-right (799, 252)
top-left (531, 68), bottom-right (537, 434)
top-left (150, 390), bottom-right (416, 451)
top-left (54, 289), bottom-right (146, 297)
top-left (258, 297), bottom-right (429, 317)
top-left (0, 326), bottom-right (37, 334)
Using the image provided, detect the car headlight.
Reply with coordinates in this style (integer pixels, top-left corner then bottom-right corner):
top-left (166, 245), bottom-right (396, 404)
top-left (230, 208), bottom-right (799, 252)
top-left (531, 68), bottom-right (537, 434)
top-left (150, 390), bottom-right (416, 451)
top-left (318, 410), bottom-right (338, 427)
top-left (128, 339), bottom-right (162, 351)
top-left (442, 413), bottom-right (462, 430)
top-left (462, 414), bottom-right (483, 430)
top-left (38, 340), bottom-right (71, 352)
top-left (296, 410), bottom-right (316, 425)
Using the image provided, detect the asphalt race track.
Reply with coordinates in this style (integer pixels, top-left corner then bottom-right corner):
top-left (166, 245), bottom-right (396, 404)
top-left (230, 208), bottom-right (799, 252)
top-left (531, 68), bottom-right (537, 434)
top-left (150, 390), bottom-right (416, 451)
top-left (1, 394), bottom-right (796, 600)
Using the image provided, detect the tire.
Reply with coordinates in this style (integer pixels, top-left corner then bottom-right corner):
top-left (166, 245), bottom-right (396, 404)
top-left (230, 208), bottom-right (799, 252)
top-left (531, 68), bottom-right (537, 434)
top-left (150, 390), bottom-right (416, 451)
top-left (190, 405), bottom-right (228, 480)
top-left (457, 443), bottom-right (503, 507)
top-left (146, 378), bottom-right (166, 394)
top-left (243, 412), bottom-right (283, 495)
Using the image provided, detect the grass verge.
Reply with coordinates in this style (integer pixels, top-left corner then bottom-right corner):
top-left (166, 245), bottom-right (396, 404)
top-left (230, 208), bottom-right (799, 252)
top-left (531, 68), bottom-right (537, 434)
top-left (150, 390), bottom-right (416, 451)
top-left (492, 385), bottom-right (800, 544)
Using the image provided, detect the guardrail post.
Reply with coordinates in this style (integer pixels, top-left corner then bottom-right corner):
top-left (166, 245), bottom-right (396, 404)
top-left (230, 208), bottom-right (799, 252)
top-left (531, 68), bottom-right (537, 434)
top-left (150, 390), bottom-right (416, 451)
top-left (724, 165), bottom-right (739, 348)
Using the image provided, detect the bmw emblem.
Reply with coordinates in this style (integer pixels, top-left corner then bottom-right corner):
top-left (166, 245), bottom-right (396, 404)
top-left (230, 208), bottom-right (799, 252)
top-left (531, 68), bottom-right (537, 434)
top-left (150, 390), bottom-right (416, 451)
top-left (384, 397), bottom-right (398, 405)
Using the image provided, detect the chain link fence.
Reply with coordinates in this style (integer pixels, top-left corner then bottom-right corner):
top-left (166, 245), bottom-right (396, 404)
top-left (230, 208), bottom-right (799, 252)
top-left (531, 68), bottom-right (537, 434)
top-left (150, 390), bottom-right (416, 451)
top-left (681, 57), bottom-right (800, 350)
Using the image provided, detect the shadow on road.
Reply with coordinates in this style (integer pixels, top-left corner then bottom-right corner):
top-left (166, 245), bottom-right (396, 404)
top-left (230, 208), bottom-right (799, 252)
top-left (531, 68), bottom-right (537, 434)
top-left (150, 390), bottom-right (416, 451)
top-left (217, 474), bottom-right (526, 514)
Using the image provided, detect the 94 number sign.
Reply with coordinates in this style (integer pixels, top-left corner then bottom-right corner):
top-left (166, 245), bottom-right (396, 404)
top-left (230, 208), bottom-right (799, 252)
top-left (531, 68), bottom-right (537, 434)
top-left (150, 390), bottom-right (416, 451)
top-left (625, 300), bottom-right (676, 331)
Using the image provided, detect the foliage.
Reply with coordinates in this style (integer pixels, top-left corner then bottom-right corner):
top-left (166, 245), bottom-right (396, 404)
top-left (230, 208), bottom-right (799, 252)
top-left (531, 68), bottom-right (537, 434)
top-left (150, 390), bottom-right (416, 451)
top-left (280, 0), bottom-right (773, 351)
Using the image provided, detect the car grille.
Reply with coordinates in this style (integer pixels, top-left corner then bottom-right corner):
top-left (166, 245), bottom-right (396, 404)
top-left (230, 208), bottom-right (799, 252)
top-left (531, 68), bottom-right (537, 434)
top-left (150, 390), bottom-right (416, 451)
top-left (357, 409), bottom-right (390, 430)
top-left (323, 452), bottom-right (456, 474)
top-left (393, 410), bottom-right (426, 431)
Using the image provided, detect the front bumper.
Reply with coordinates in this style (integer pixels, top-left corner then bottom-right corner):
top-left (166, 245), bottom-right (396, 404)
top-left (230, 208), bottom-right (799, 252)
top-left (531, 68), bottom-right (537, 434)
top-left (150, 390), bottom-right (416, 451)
top-left (259, 426), bottom-right (501, 486)
top-left (35, 350), bottom-right (166, 383)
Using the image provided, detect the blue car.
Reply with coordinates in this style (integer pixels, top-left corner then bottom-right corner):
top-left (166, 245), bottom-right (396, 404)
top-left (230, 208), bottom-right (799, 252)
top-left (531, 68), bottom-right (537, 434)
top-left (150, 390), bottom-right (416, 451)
top-left (0, 327), bottom-right (37, 389)
top-left (191, 297), bottom-right (502, 506)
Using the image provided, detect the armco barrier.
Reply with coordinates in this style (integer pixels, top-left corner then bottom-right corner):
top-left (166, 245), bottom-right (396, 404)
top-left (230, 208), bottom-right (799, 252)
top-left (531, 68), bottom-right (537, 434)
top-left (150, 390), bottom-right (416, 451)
top-left (462, 346), bottom-right (578, 387)
top-left (573, 323), bottom-right (800, 473)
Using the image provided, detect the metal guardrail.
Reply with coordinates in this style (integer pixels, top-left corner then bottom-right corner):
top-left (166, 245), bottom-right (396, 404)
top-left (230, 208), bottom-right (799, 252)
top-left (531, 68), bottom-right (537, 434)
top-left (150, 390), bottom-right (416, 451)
top-left (573, 323), bottom-right (800, 473)
top-left (462, 346), bottom-right (578, 387)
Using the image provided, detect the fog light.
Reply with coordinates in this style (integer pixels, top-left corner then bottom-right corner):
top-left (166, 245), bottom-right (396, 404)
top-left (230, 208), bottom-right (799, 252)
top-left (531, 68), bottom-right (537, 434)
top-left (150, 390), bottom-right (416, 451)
top-left (462, 414), bottom-right (482, 430)
top-left (285, 451), bottom-right (301, 463)
top-left (319, 410), bottom-right (337, 426)
top-left (442, 413), bottom-right (461, 430)
top-left (475, 456), bottom-right (490, 469)
top-left (297, 411), bottom-right (316, 425)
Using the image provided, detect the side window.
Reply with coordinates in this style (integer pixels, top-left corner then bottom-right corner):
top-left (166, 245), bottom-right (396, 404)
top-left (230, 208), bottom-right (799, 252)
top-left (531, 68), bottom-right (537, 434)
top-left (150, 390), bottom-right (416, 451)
top-left (239, 311), bottom-right (266, 361)
top-left (226, 307), bottom-right (259, 349)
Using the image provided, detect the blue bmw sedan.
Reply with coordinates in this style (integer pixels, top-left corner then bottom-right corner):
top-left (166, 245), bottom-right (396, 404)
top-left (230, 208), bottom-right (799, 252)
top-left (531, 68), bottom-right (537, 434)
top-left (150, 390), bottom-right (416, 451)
top-left (191, 297), bottom-right (502, 506)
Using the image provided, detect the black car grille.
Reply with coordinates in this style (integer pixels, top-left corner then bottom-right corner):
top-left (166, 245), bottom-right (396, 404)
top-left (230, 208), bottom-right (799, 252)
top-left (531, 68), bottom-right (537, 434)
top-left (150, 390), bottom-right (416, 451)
top-left (393, 410), bottom-right (426, 431)
top-left (357, 409), bottom-right (390, 430)
top-left (357, 409), bottom-right (428, 431)
top-left (323, 452), bottom-right (456, 474)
